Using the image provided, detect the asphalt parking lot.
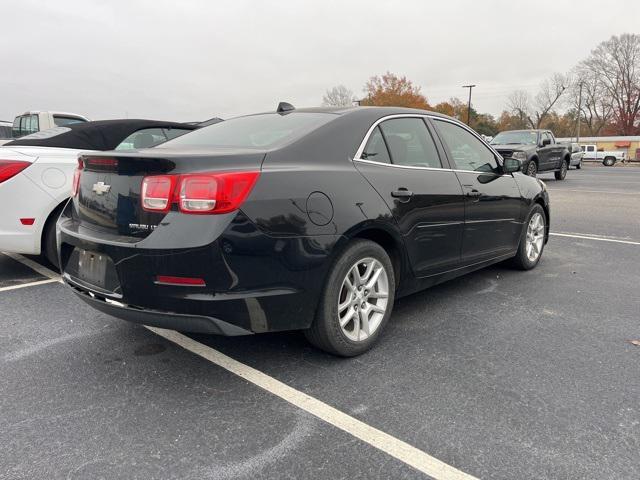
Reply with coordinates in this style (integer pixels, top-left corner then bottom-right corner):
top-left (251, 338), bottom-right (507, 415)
top-left (1, 165), bottom-right (639, 480)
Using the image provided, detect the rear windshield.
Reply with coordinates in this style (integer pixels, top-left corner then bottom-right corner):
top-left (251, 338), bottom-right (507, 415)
top-left (162, 113), bottom-right (334, 149)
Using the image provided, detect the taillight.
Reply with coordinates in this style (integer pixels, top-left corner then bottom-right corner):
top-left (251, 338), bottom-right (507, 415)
top-left (71, 158), bottom-right (83, 197)
top-left (141, 171), bottom-right (259, 215)
top-left (0, 160), bottom-right (30, 184)
top-left (141, 175), bottom-right (176, 212)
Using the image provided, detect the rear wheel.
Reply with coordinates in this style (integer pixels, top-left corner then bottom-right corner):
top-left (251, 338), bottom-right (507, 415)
top-left (526, 161), bottom-right (537, 177)
top-left (304, 239), bottom-right (395, 357)
top-left (603, 156), bottom-right (615, 167)
top-left (554, 159), bottom-right (568, 180)
top-left (42, 205), bottom-right (64, 270)
top-left (512, 204), bottom-right (546, 270)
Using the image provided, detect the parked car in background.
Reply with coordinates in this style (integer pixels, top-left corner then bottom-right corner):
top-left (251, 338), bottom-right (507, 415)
top-left (11, 111), bottom-right (90, 139)
top-left (490, 129), bottom-right (571, 179)
top-left (0, 119), bottom-right (197, 267)
top-left (0, 121), bottom-right (12, 146)
top-left (569, 142), bottom-right (584, 169)
top-left (580, 144), bottom-right (626, 166)
top-left (57, 105), bottom-right (549, 357)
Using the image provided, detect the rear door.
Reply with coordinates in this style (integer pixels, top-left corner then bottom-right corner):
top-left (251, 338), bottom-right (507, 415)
top-left (431, 118), bottom-right (524, 264)
top-left (354, 116), bottom-right (465, 277)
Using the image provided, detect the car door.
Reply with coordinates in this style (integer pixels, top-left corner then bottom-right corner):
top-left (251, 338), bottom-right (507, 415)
top-left (537, 131), bottom-right (555, 170)
top-left (430, 118), bottom-right (524, 264)
top-left (353, 116), bottom-right (465, 277)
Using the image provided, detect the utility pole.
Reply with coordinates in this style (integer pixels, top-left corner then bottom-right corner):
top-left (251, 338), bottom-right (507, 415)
top-left (575, 81), bottom-right (583, 142)
top-left (462, 85), bottom-right (476, 126)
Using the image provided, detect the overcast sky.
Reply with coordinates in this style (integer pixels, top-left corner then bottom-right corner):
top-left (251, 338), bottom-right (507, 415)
top-left (1, 0), bottom-right (639, 123)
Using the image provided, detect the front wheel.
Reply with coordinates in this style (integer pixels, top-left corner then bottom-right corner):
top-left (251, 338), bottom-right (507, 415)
top-left (554, 160), bottom-right (568, 180)
top-left (512, 204), bottom-right (546, 270)
top-left (526, 161), bottom-right (537, 177)
top-left (603, 157), bottom-right (615, 167)
top-left (304, 239), bottom-right (395, 356)
top-left (576, 160), bottom-right (582, 170)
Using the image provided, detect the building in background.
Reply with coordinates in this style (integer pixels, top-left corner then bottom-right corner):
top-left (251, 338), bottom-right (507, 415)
top-left (557, 136), bottom-right (640, 162)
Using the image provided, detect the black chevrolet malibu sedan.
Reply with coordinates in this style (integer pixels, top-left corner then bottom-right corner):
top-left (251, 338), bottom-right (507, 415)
top-left (57, 105), bottom-right (549, 356)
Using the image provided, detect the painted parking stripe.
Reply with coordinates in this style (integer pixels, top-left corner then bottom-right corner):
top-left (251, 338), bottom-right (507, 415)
top-left (147, 326), bottom-right (478, 480)
top-left (2, 252), bottom-right (60, 279)
top-left (550, 232), bottom-right (640, 246)
top-left (0, 278), bottom-right (60, 292)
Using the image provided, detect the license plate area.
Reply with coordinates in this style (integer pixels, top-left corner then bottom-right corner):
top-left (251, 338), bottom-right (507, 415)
top-left (65, 248), bottom-right (121, 295)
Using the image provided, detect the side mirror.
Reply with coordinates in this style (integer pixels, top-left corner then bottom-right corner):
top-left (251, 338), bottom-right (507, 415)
top-left (503, 157), bottom-right (521, 173)
top-left (541, 139), bottom-right (551, 146)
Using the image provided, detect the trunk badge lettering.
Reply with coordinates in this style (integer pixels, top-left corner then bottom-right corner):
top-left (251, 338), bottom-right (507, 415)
top-left (92, 182), bottom-right (111, 195)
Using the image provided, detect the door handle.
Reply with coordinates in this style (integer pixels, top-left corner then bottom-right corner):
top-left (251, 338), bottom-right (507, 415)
top-left (391, 188), bottom-right (413, 201)
top-left (465, 189), bottom-right (482, 198)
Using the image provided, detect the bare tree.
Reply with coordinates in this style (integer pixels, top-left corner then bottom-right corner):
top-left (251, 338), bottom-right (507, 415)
top-left (507, 90), bottom-right (532, 128)
top-left (322, 85), bottom-right (355, 107)
top-left (507, 74), bottom-right (567, 129)
top-left (568, 67), bottom-right (614, 135)
top-left (583, 33), bottom-right (640, 135)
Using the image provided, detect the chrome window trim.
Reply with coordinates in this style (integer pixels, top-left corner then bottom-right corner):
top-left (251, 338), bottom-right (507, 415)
top-left (352, 113), bottom-right (506, 175)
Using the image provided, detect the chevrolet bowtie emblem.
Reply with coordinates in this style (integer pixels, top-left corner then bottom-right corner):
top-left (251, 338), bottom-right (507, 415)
top-left (92, 181), bottom-right (111, 195)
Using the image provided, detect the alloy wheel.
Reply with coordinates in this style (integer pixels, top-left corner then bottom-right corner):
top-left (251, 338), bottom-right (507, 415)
top-left (337, 257), bottom-right (389, 342)
top-left (525, 212), bottom-right (545, 262)
top-left (527, 162), bottom-right (537, 176)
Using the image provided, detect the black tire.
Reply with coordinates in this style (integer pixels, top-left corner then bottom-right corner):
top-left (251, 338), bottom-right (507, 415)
top-left (554, 159), bottom-right (568, 180)
top-left (576, 160), bottom-right (582, 169)
top-left (603, 157), bottom-right (615, 167)
top-left (304, 239), bottom-right (395, 357)
top-left (511, 204), bottom-right (546, 270)
top-left (525, 160), bottom-right (537, 177)
top-left (42, 205), bottom-right (64, 270)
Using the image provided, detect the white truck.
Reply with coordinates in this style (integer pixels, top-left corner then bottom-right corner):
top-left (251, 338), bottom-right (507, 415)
top-left (9, 111), bottom-right (89, 141)
top-left (580, 144), bottom-right (626, 166)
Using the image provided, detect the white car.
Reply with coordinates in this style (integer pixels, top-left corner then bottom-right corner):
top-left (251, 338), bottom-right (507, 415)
top-left (0, 119), bottom-right (197, 267)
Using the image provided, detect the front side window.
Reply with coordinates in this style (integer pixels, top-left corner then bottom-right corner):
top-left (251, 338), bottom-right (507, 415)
top-left (434, 120), bottom-right (499, 173)
top-left (361, 126), bottom-right (391, 163)
top-left (378, 118), bottom-right (442, 168)
top-left (541, 132), bottom-right (551, 145)
top-left (162, 113), bottom-right (334, 149)
top-left (53, 115), bottom-right (86, 127)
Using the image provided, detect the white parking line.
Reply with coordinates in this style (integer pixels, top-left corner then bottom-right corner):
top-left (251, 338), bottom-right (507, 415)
top-left (2, 252), bottom-right (60, 280)
top-left (146, 326), bottom-right (478, 480)
top-left (550, 232), bottom-right (640, 246)
top-left (0, 278), bottom-right (61, 292)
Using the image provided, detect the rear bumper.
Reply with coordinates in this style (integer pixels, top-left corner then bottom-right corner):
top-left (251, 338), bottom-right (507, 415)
top-left (57, 206), bottom-right (339, 335)
top-left (0, 172), bottom-right (52, 255)
top-left (67, 280), bottom-right (253, 335)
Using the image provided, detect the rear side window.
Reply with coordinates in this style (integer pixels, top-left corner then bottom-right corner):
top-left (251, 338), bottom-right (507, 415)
top-left (12, 114), bottom-right (39, 138)
top-left (434, 120), bottom-right (499, 173)
top-left (379, 118), bottom-right (442, 168)
top-left (162, 113), bottom-right (334, 149)
top-left (115, 128), bottom-right (193, 150)
top-left (362, 127), bottom-right (391, 163)
top-left (53, 116), bottom-right (87, 127)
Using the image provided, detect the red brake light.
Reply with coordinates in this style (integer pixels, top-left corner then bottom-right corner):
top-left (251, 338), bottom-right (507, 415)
top-left (141, 171), bottom-right (259, 215)
top-left (0, 160), bottom-right (30, 184)
top-left (141, 175), bottom-right (176, 212)
top-left (71, 158), bottom-right (83, 197)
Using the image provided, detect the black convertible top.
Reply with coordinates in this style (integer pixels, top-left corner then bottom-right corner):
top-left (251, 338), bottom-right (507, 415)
top-left (4, 119), bottom-right (198, 151)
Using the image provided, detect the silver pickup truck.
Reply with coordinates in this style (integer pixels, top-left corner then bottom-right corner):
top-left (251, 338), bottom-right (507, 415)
top-left (581, 144), bottom-right (626, 166)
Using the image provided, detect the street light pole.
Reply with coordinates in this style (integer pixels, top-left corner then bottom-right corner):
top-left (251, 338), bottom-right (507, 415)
top-left (462, 84), bottom-right (476, 126)
top-left (575, 81), bottom-right (583, 143)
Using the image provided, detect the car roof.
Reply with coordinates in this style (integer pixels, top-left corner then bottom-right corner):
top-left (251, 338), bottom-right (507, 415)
top-left (4, 119), bottom-right (198, 151)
